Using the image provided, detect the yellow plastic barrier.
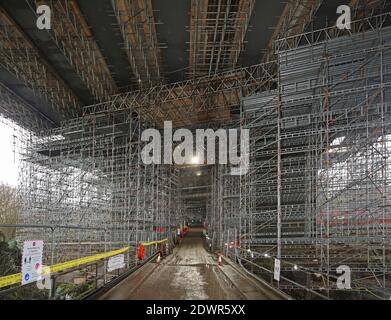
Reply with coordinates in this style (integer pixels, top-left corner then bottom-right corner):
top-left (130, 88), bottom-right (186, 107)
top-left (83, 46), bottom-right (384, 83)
top-left (141, 238), bottom-right (168, 247)
top-left (0, 237), bottom-right (169, 289)
top-left (48, 246), bottom-right (129, 274)
top-left (0, 273), bottom-right (22, 289)
top-left (0, 246), bottom-right (129, 289)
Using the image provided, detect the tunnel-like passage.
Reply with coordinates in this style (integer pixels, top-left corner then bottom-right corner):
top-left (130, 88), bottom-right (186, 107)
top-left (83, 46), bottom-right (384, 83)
top-left (98, 228), bottom-right (284, 300)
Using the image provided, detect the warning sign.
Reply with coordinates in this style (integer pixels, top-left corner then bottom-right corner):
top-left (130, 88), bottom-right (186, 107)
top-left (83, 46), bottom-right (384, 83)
top-left (21, 240), bottom-right (44, 285)
top-left (107, 254), bottom-right (125, 272)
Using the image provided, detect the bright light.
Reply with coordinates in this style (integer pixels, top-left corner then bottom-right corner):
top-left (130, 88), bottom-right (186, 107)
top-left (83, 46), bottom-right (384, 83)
top-left (247, 249), bottom-right (251, 253)
top-left (196, 172), bottom-right (201, 176)
top-left (264, 253), bottom-right (269, 258)
top-left (331, 136), bottom-right (345, 146)
top-left (191, 155), bottom-right (201, 164)
top-left (294, 265), bottom-right (298, 270)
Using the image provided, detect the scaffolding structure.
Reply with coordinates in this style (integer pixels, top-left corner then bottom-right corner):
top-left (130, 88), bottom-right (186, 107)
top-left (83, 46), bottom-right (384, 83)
top-left (189, 0), bottom-right (255, 77)
top-left (2, 5), bottom-right (390, 300)
top-left (17, 107), bottom-right (183, 269)
top-left (40, 0), bottom-right (118, 101)
top-left (0, 8), bottom-right (80, 120)
top-left (0, 82), bottom-right (52, 132)
top-left (209, 165), bottom-right (241, 250)
top-left (111, 0), bottom-right (162, 87)
top-left (233, 20), bottom-right (391, 299)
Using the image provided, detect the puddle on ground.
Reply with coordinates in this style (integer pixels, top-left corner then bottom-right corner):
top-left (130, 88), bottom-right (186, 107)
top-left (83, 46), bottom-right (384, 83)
top-left (171, 265), bottom-right (209, 300)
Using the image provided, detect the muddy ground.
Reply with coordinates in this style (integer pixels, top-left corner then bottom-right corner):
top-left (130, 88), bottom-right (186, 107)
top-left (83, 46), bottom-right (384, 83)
top-left (99, 228), bottom-right (243, 300)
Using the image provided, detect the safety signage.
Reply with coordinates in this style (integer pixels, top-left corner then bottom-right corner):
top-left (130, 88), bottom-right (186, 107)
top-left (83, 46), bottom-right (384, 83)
top-left (1, 237), bottom-right (167, 289)
top-left (274, 258), bottom-right (281, 282)
top-left (21, 240), bottom-right (44, 285)
top-left (107, 254), bottom-right (125, 272)
top-left (0, 245), bottom-right (128, 288)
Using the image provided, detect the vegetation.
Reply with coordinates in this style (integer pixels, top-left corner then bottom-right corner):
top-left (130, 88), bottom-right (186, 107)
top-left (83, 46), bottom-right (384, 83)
top-left (0, 184), bottom-right (48, 300)
top-left (55, 281), bottom-right (96, 300)
top-left (0, 184), bottom-right (96, 300)
top-left (0, 184), bottom-right (19, 241)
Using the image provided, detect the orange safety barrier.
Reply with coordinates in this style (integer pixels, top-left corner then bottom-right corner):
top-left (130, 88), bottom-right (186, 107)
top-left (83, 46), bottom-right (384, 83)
top-left (137, 244), bottom-right (145, 260)
top-left (180, 226), bottom-right (189, 238)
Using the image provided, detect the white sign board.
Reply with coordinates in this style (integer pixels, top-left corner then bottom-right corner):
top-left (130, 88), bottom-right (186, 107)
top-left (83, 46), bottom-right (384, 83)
top-left (21, 240), bottom-right (44, 285)
top-left (274, 258), bottom-right (281, 282)
top-left (107, 254), bottom-right (125, 272)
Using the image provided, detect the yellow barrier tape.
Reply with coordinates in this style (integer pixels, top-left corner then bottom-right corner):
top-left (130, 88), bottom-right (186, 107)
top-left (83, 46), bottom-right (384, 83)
top-left (142, 237), bottom-right (168, 247)
top-left (0, 236), bottom-right (169, 289)
top-left (0, 246), bottom-right (129, 289)
top-left (0, 273), bottom-right (22, 289)
top-left (47, 246), bottom-right (129, 274)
